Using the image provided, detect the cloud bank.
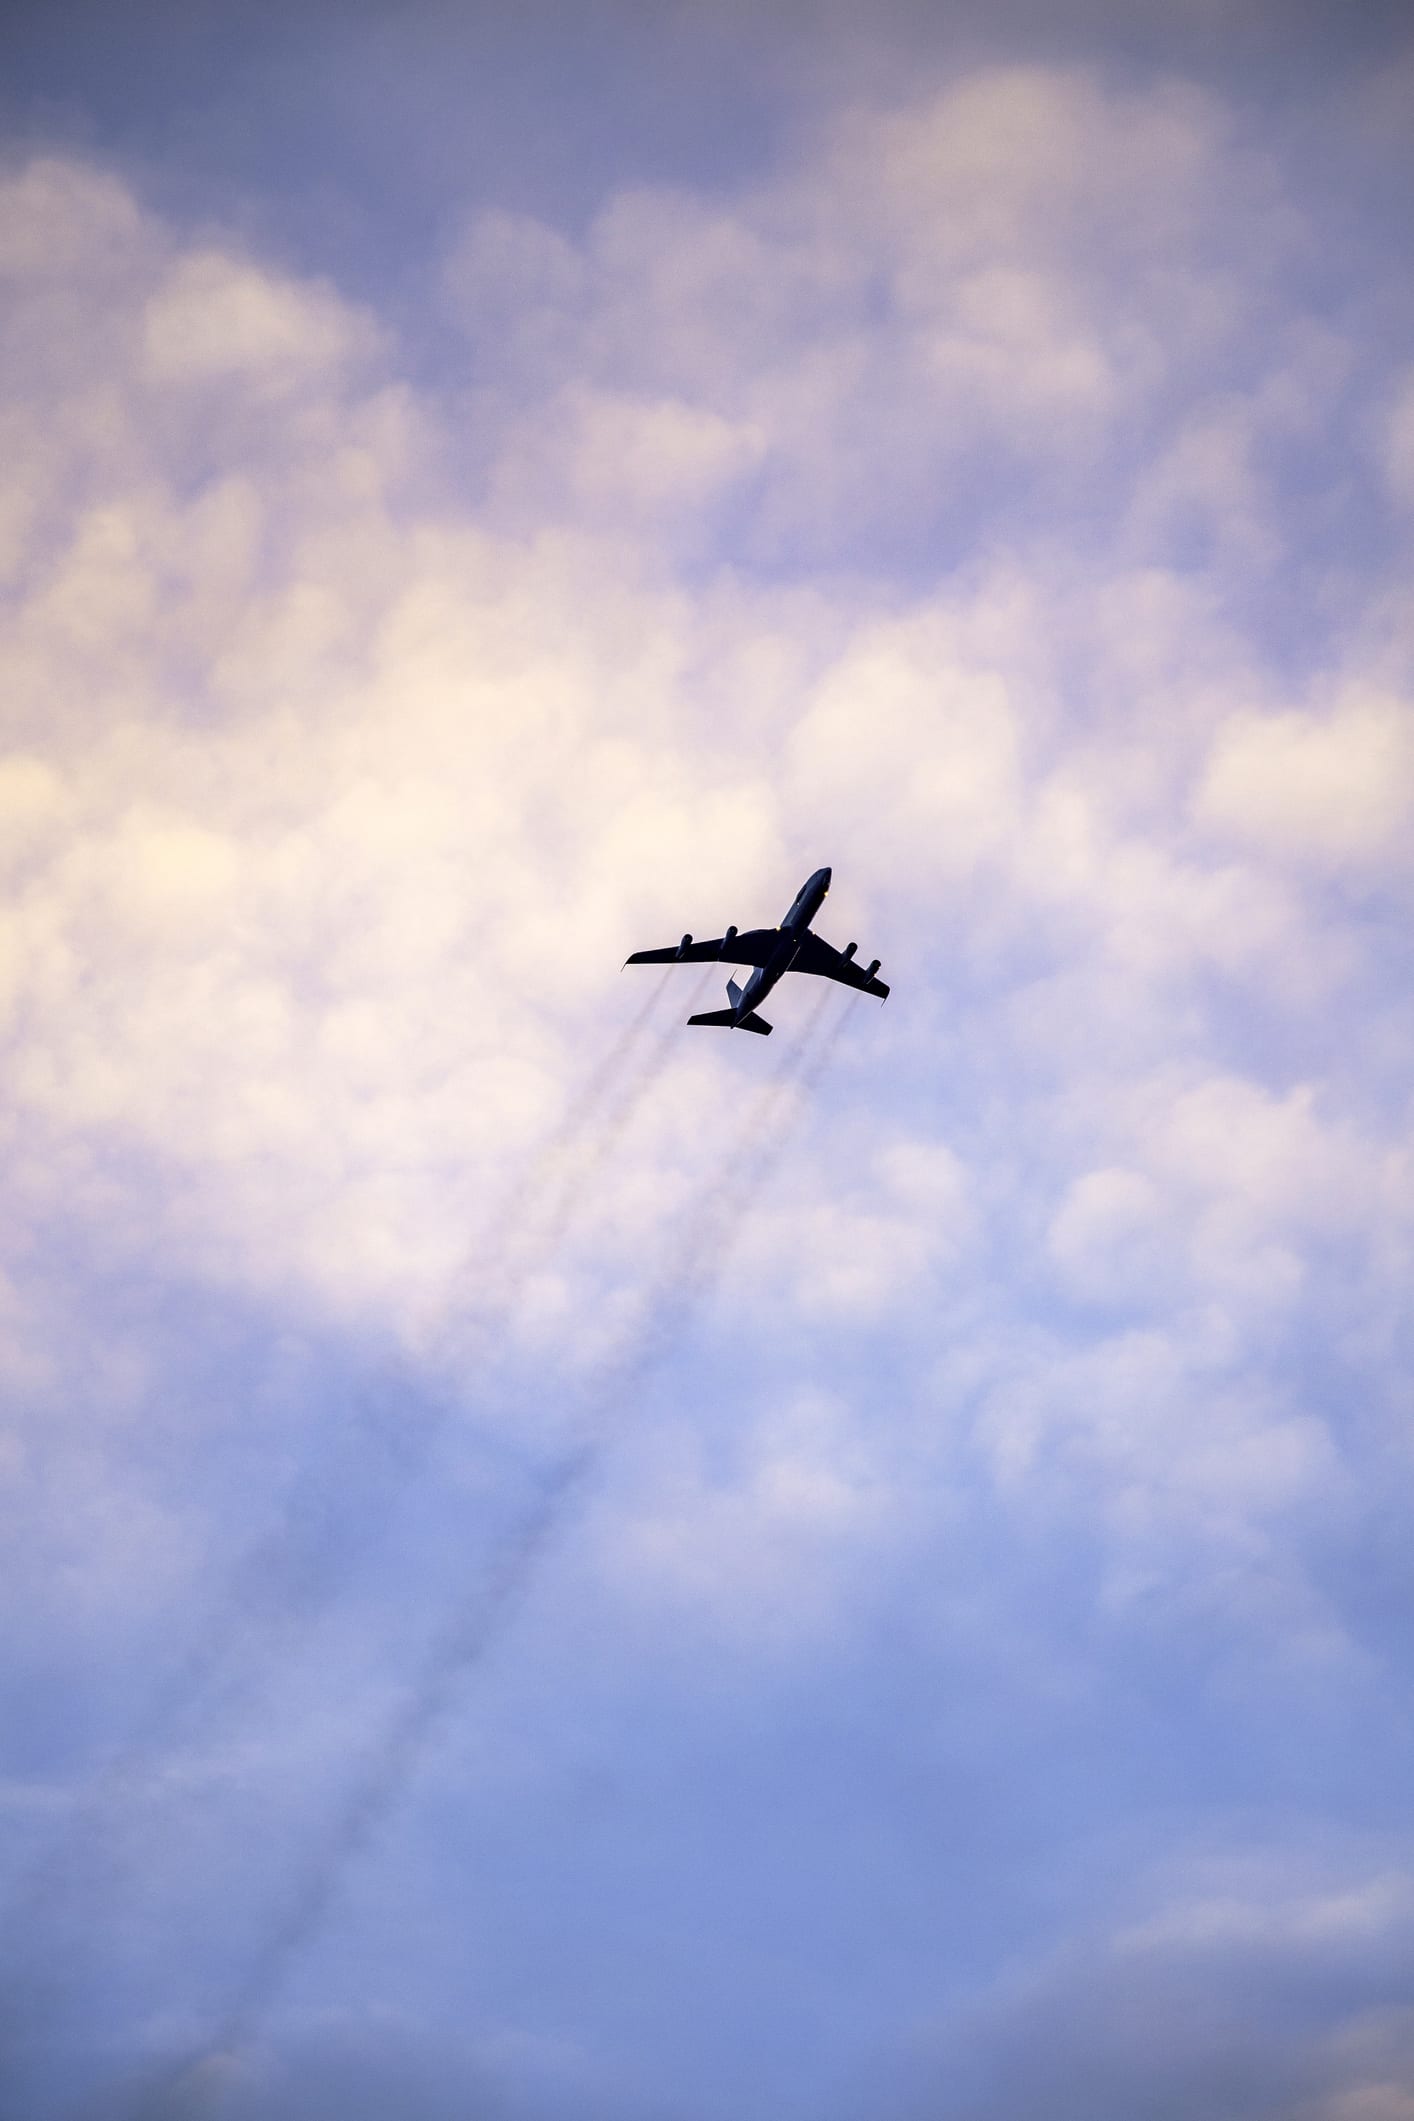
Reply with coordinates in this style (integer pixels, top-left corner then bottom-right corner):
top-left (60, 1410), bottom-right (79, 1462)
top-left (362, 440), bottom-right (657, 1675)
top-left (0, 42), bottom-right (1411, 2121)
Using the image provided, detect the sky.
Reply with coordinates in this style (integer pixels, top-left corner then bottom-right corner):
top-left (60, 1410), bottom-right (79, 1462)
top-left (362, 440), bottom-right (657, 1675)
top-left (1, 1), bottom-right (1412, 2116)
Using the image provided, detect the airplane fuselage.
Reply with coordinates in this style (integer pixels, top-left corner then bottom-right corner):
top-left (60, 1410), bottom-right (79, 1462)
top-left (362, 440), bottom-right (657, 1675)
top-left (625, 862), bottom-right (884, 1035)
top-left (732, 866), bottom-right (831, 1020)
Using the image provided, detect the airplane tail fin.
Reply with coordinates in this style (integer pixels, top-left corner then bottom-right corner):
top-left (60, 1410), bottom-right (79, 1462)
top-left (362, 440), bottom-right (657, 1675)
top-left (687, 1008), bottom-right (773, 1036)
top-left (727, 977), bottom-right (745, 1011)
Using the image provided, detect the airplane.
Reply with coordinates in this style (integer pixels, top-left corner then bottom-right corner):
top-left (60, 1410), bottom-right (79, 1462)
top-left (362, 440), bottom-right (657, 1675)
top-left (624, 866), bottom-right (888, 1035)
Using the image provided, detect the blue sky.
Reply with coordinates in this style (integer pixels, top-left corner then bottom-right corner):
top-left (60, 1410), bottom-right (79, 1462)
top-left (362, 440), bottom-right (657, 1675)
top-left (1, 4), bottom-right (1413, 2118)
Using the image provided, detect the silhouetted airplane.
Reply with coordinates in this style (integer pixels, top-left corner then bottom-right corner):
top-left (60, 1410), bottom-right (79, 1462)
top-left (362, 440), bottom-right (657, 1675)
top-left (625, 866), bottom-right (888, 1035)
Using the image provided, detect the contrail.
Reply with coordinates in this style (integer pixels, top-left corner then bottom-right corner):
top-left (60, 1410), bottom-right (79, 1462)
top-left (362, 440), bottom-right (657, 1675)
top-left (446, 969), bottom-right (712, 1333)
top-left (453, 968), bottom-right (677, 1301)
top-left (3, 979), bottom-right (693, 2097)
top-left (122, 992), bottom-right (849, 2121)
top-left (615, 986), bottom-right (850, 1360)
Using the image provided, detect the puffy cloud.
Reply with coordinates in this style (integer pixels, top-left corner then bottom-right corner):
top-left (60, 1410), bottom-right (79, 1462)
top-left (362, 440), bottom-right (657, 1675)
top-left (486, 383), bottom-right (767, 532)
top-left (6, 120), bottom-right (1390, 1496)
top-left (0, 88), bottom-right (1403, 1631)
top-left (442, 68), bottom-right (1307, 563)
top-left (785, 612), bottom-right (1024, 883)
top-left (1, 48), bottom-right (1412, 2118)
top-left (0, 158), bottom-right (145, 282)
top-left (596, 1385), bottom-right (889, 1647)
top-left (1197, 690), bottom-right (1414, 870)
top-left (143, 250), bottom-right (379, 388)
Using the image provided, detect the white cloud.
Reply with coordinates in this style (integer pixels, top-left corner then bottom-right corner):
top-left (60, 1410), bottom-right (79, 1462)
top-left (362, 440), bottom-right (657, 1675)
top-left (1046, 1166), bottom-right (1169, 1305)
top-left (443, 66), bottom-right (1304, 562)
top-left (785, 610), bottom-right (1023, 885)
top-left (144, 251), bottom-right (377, 388)
top-left (2, 47), bottom-right (1413, 2118)
top-left (914, 1845), bottom-right (1414, 2121)
top-left (597, 1387), bottom-right (889, 1644)
top-left (0, 72), bottom-right (1407, 1653)
top-left (1197, 690), bottom-right (1414, 869)
top-left (488, 383), bottom-right (767, 529)
top-left (0, 156), bottom-right (144, 281)
top-left (1118, 1872), bottom-right (1414, 1957)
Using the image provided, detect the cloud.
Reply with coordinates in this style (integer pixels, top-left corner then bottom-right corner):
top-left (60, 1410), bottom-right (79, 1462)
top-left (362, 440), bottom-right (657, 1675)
top-left (1, 40), bottom-right (1412, 2118)
top-left (0, 75), bottom-right (1385, 1559)
top-left (441, 67), bottom-right (1309, 563)
top-left (1197, 691), bottom-right (1414, 870)
top-left (898, 1847), bottom-right (1414, 2121)
top-left (486, 382), bottom-right (767, 532)
top-left (143, 252), bottom-right (379, 389)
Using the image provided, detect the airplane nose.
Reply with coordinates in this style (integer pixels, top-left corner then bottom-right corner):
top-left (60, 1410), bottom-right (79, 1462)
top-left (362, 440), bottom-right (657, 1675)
top-left (819, 867), bottom-right (832, 888)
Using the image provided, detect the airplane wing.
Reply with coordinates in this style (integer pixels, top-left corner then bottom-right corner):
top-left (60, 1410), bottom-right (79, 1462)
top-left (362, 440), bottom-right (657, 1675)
top-left (625, 927), bottom-right (778, 968)
top-left (791, 930), bottom-right (890, 999)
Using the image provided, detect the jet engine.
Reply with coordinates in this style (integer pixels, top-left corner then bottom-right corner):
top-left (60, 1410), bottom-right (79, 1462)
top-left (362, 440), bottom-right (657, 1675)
top-left (720, 926), bottom-right (738, 956)
top-left (865, 959), bottom-right (881, 978)
top-left (677, 933), bottom-right (693, 958)
top-left (842, 941), bottom-right (858, 961)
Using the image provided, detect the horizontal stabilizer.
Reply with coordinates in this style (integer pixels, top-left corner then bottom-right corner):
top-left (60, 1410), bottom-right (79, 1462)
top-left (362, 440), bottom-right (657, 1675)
top-left (688, 1008), bottom-right (773, 1036)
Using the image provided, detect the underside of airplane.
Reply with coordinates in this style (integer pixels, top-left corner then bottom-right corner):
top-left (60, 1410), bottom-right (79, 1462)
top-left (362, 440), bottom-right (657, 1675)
top-left (625, 866), bottom-right (888, 1035)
